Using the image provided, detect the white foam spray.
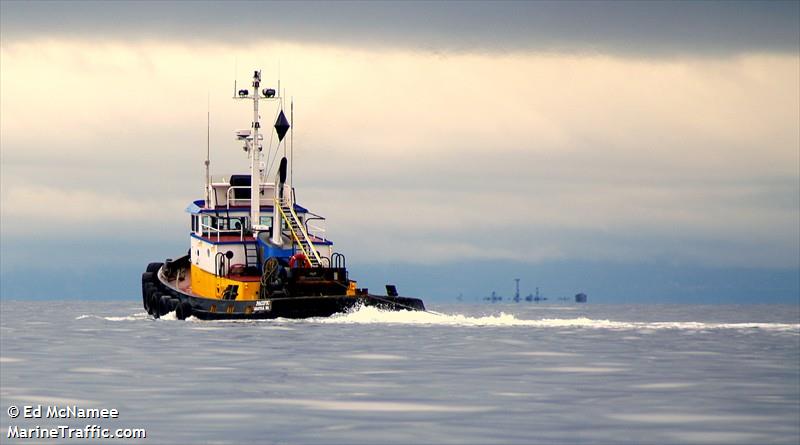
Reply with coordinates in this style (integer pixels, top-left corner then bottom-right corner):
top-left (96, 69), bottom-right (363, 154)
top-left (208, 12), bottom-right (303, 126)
top-left (78, 306), bottom-right (800, 332)
top-left (282, 306), bottom-right (800, 331)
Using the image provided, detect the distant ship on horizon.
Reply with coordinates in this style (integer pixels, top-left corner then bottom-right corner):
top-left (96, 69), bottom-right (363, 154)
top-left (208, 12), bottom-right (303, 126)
top-left (482, 279), bottom-right (586, 303)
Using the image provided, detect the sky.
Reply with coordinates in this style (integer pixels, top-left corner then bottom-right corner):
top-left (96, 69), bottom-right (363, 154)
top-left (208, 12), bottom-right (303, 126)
top-left (1, 1), bottom-right (798, 303)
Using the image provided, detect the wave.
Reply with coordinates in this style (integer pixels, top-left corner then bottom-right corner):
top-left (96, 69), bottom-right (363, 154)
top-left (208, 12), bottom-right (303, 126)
top-left (76, 312), bottom-right (151, 322)
top-left (286, 306), bottom-right (800, 331)
top-left (76, 306), bottom-right (800, 332)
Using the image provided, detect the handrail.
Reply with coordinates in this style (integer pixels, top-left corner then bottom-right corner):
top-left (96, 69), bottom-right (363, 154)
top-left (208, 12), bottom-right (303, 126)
top-left (289, 204), bottom-right (323, 265)
top-left (304, 212), bottom-right (327, 242)
top-left (307, 223), bottom-right (327, 242)
top-left (225, 185), bottom-right (275, 209)
top-left (199, 218), bottom-right (244, 242)
top-left (275, 198), bottom-right (322, 265)
top-left (214, 252), bottom-right (229, 277)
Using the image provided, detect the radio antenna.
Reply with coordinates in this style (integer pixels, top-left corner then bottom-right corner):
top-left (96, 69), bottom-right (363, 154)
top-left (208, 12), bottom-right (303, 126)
top-left (290, 96), bottom-right (294, 191)
top-left (204, 92), bottom-right (211, 207)
top-left (233, 57), bottom-right (238, 96)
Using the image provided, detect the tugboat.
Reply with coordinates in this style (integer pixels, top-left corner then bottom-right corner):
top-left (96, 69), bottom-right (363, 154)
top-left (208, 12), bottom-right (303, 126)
top-left (142, 70), bottom-right (425, 320)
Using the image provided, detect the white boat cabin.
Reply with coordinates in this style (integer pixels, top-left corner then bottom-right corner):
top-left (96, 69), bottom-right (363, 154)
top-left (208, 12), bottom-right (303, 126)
top-left (186, 174), bottom-right (332, 275)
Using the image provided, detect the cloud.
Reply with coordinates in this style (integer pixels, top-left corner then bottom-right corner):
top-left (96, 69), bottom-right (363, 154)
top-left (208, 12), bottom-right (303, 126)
top-left (1, 39), bottom-right (797, 273)
top-left (0, 184), bottom-right (186, 237)
top-left (1, 1), bottom-right (798, 56)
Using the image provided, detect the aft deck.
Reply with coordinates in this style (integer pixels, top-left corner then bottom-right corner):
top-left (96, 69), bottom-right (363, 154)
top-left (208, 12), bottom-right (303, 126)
top-left (172, 264), bottom-right (261, 298)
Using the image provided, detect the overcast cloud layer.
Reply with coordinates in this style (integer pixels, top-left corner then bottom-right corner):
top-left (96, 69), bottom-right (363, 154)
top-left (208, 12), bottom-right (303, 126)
top-left (2, 1), bottom-right (799, 56)
top-left (1, 2), bottom-right (798, 301)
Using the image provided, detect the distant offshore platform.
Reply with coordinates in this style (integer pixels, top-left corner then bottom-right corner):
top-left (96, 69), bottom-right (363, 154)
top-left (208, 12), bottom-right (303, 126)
top-left (481, 278), bottom-right (587, 304)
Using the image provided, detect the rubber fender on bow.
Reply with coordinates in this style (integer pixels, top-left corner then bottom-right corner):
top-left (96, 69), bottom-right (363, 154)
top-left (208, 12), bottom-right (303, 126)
top-left (176, 302), bottom-right (192, 320)
top-left (149, 293), bottom-right (160, 318)
top-left (157, 295), bottom-right (177, 317)
top-left (141, 273), bottom-right (154, 310)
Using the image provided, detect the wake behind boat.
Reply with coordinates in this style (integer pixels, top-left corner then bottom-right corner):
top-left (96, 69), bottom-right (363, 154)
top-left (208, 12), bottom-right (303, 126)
top-left (142, 70), bottom-right (425, 320)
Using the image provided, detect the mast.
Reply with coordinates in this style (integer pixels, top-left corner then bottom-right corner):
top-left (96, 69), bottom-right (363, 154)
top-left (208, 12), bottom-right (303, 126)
top-left (250, 70), bottom-right (262, 235)
top-left (233, 69), bottom-right (280, 238)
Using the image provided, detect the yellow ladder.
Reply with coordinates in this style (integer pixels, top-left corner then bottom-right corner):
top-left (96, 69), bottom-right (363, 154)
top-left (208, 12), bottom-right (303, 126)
top-left (276, 199), bottom-right (322, 267)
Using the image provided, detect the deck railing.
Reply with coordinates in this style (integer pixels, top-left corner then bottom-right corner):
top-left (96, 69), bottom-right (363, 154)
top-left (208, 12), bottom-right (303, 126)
top-left (304, 210), bottom-right (328, 242)
top-left (307, 222), bottom-right (327, 242)
top-left (225, 185), bottom-right (274, 208)
top-left (199, 219), bottom-right (244, 242)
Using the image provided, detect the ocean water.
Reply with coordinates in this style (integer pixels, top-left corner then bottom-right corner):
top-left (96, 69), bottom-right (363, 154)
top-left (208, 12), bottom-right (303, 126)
top-left (1, 301), bottom-right (798, 444)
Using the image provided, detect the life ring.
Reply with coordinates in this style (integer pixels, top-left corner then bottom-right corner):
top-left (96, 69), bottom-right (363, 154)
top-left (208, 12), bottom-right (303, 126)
top-left (289, 253), bottom-right (311, 269)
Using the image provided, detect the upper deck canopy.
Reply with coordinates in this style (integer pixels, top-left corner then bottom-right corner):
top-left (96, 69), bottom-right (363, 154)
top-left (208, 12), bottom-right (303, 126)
top-left (186, 199), bottom-right (309, 215)
top-left (188, 174), bottom-right (305, 214)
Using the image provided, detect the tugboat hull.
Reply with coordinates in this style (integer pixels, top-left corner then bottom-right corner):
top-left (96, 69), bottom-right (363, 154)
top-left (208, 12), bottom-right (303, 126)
top-left (180, 294), bottom-right (424, 321)
top-left (141, 69), bottom-right (427, 320)
top-left (142, 261), bottom-right (425, 320)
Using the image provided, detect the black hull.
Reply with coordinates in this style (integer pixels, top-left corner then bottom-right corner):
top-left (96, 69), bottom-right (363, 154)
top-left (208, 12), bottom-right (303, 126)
top-left (142, 261), bottom-right (425, 320)
top-left (183, 294), bottom-right (424, 320)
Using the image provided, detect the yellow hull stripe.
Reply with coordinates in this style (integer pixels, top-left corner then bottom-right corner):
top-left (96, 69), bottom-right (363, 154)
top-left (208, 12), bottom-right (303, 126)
top-left (190, 264), bottom-right (261, 301)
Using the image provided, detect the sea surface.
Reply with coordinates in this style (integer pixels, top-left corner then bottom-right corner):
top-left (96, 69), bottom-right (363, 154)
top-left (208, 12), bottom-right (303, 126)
top-left (1, 302), bottom-right (798, 444)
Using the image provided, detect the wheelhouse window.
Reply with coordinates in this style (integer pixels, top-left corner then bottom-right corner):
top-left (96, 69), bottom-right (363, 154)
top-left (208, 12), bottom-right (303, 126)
top-left (198, 214), bottom-right (249, 237)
